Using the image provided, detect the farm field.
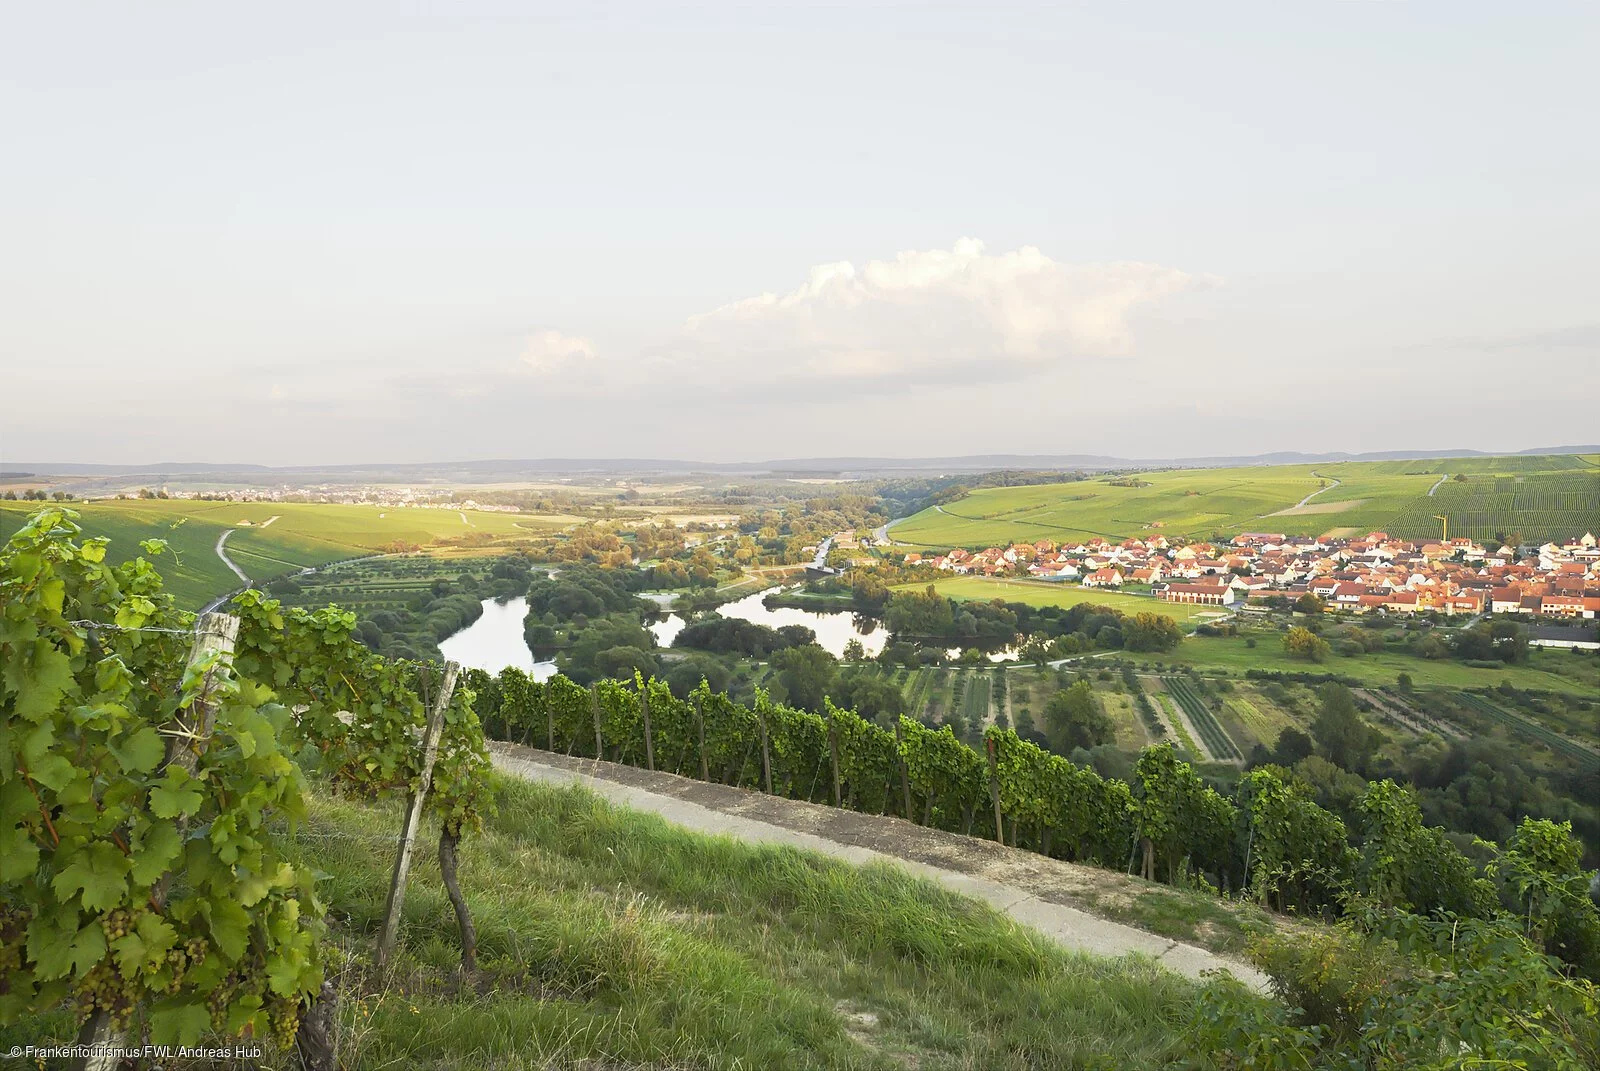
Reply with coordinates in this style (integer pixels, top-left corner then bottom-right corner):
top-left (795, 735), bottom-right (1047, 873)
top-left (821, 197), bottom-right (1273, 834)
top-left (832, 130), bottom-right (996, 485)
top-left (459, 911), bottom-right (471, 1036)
top-left (893, 454), bottom-right (1600, 547)
top-left (897, 575), bottom-right (1222, 625)
top-left (0, 500), bottom-right (569, 608)
top-left (1156, 632), bottom-right (1596, 696)
top-left (1160, 676), bottom-right (1241, 761)
top-left (1222, 685), bottom-right (1302, 747)
top-left (1449, 692), bottom-right (1599, 767)
top-left (1096, 689), bottom-right (1150, 750)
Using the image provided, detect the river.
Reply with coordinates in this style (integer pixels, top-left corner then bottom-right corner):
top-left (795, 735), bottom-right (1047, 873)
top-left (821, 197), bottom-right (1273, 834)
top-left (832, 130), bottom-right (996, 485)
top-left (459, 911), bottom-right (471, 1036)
top-left (648, 586), bottom-right (885, 658)
top-left (438, 586), bottom-right (888, 675)
top-left (437, 597), bottom-right (558, 680)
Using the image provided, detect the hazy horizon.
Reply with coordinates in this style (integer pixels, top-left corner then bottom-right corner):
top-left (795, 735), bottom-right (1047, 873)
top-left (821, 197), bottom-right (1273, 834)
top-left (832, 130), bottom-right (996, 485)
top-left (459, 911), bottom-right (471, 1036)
top-left (4, 4), bottom-right (1598, 466)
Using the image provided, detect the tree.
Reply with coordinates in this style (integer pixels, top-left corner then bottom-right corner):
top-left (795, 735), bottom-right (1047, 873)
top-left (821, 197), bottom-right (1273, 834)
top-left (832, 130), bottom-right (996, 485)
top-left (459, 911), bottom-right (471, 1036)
top-left (1396, 671), bottom-right (1414, 695)
top-left (771, 643), bottom-right (837, 712)
top-left (1294, 593), bottom-right (1325, 615)
top-left (1123, 612), bottom-right (1183, 652)
top-left (1020, 634), bottom-right (1055, 668)
top-left (884, 586), bottom-right (955, 637)
top-left (1310, 683), bottom-right (1377, 770)
top-left (1043, 680), bottom-right (1112, 754)
top-left (831, 672), bottom-right (906, 724)
top-left (664, 653), bottom-right (731, 698)
top-left (842, 638), bottom-right (865, 662)
top-left (1283, 626), bottom-right (1331, 662)
top-left (1273, 727), bottom-right (1314, 766)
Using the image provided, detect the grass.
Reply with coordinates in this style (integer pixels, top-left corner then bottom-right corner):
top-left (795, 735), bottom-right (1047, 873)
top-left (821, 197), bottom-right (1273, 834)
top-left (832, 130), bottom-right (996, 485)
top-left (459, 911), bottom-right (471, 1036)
top-left (898, 575), bottom-right (1221, 625)
top-left (1079, 887), bottom-right (1284, 959)
top-left (1, 774), bottom-right (1237, 1069)
top-left (892, 455), bottom-right (1598, 546)
top-left (0, 501), bottom-right (568, 609)
top-left (1098, 689), bottom-right (1150, 749)
top-left (1225, 687), bottom-right (1299, 745)
top-left (1159, 631), bottom-right (1597, 696)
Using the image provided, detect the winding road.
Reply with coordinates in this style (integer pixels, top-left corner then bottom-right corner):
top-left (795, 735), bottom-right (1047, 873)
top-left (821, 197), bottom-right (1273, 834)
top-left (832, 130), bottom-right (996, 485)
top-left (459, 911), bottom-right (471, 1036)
top-left (213, 528), bottom-right (250, 585)
top-left (1286, 473), bottom-right (1342, 510)
top-left (491, 743), bottom-right (1268, 990)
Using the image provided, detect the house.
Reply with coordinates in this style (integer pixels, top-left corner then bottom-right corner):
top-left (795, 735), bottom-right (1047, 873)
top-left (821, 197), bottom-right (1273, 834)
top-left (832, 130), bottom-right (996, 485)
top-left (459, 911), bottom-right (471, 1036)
top-left (1539, 594), bottom-right (1586, 617)
top-left (1490, 588), bottom-right (1525, 614)
top-left (1083, 568), bottom-right (1125, 588)
top-left (1162, 582), bottom-right (1235, 606)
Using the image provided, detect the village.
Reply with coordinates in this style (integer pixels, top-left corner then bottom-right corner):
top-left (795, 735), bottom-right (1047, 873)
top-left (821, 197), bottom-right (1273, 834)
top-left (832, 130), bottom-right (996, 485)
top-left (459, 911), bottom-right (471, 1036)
top-left (904, 530), bottom-right (1600, 619)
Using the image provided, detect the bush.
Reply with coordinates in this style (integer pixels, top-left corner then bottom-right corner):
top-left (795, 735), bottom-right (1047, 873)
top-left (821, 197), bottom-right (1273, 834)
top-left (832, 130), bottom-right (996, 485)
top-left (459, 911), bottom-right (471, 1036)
top-left (1184, 904), bottom-right (1600, 1070)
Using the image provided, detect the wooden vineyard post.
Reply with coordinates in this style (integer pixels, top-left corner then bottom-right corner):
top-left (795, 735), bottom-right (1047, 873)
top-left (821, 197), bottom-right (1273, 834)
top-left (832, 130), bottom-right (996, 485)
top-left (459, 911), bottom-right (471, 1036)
top-left (640, 679), bottom-right (656, 771)
top-left (590, 685), bottom-right (605, 760)
top-left (827, 709), bottom-right (842, 808)
top-left (547, 702), bottom-right (555, 752)
top-left (695, 695), bottom-right (710, 781)
top-left (80, 612), bottom-right (240, 1071)
top-left (985, 736), bottom-right (1005, 845)
top-left (894, 721), bottom-right (913, 820)
top-left (757, 702), bottom-right (773, 794)
top-left (376, 660), bottom-right (460, 971)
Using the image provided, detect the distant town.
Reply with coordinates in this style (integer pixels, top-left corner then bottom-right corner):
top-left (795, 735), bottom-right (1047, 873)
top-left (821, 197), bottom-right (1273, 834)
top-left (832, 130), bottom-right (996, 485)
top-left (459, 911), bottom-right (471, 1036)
top-left (906, 531), bottom-right (1600, 620)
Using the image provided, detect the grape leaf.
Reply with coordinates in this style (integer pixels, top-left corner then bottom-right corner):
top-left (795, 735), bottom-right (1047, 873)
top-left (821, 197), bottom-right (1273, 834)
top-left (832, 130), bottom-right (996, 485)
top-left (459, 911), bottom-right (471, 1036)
top-left (110, 725), bottom-right (165, 774)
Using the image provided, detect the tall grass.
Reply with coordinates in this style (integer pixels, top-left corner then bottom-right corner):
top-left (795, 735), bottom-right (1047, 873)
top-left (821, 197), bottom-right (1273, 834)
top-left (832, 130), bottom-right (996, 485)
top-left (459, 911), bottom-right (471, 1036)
top-left (285, 773), bottom-right (1215, 1069)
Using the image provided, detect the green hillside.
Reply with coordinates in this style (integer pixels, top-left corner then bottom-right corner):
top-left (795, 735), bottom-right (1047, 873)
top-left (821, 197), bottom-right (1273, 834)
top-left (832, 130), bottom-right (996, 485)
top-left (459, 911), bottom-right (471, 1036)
top-left (0, 500), bottom-right (568, 608)
top-left (893, 455), bottom-right (1600, 547)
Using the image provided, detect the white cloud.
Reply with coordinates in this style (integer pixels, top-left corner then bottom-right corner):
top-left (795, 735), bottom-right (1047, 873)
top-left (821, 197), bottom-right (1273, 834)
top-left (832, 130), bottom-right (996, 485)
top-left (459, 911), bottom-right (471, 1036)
top-left (514, 240), bottom-right (1212, 401)
top-left (521, 329), bottom-right (597, 371)
top-left (660, 238), bottom-right (1210, 388)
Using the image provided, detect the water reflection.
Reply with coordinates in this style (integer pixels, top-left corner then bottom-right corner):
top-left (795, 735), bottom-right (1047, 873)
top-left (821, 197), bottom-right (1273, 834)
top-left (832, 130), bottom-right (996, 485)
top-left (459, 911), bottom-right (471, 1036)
top-left (444, 586), bottom-right (931, 679)
top-left (649, 586), bottom-right (886, 659)
top-left (437, 597), bottom-right (558, 680)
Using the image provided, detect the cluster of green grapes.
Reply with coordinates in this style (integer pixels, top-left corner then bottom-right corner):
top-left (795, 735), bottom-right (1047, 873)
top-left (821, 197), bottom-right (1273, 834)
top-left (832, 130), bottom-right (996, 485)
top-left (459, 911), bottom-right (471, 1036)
top-left (76, 962), bottom-right (137, 1030)
top-left (202, 969), bottom-right (302, 1048)
top-left (157, 937), bottom-right (210, 995)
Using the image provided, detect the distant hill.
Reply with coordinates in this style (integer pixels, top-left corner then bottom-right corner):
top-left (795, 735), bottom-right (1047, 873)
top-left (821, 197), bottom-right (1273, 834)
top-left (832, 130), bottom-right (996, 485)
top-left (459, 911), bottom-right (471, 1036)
top-left (14, 445), bottom-right (1600, 482)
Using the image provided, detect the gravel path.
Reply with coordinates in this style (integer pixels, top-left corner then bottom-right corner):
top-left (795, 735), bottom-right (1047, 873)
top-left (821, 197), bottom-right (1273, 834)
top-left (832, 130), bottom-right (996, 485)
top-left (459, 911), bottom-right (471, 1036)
top-left (490, 742), bottom-right (1268, 990)
top-left (213, 528), bottom-right (251, 585)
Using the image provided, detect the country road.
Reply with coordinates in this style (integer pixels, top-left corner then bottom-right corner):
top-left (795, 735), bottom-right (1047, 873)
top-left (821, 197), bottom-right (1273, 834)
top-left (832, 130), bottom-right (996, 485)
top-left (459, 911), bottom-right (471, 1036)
top-left (1286, 473), bottom-right (1342, 510)
top-left (490, 743), bottom-right (1268, 990)
top-left (1427, 475), bottom-right (1448, 496)
top-left (213, 528), bottom-right (250, 585)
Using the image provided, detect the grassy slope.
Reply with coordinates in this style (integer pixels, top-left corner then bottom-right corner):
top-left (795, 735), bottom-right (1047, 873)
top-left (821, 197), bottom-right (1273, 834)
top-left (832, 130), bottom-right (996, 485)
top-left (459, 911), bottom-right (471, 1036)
top-left (1156, 631), bottom-right (1597, 696)
top-left (900, 575), bottom-right (1221, 625)
top-left (282, 777), bottom-right (1238, 1067)
top-left (5, 772), bottom-right (1275, 1068)
top-left (893, 456), bottom-right (1600, 547)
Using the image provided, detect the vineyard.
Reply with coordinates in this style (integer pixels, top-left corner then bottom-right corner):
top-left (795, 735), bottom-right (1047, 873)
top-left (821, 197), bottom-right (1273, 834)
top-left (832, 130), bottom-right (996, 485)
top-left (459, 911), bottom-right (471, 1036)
top-left (7, 507), bottom-right (1600, 1064)
top-left (1160, 677), bottom-right (1241, 761)
top-left (1, 510), bottom-right (493, 1065)
top-left (1385, 472), bottom-right (1600, 543)
top-left (1449, 691), bottom-right (1600, 768)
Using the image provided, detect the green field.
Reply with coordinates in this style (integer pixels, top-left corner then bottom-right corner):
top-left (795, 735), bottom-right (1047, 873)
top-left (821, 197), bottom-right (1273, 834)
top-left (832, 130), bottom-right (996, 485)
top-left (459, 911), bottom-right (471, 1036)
top-left (1157, 633), bottom-right (1597, 697)
top-left (894, 455), bottom-right (1600, 547)
top-left (0, 500), bottom-right (568, 608)
top-left (897, 575), bottom-right (1223, 625)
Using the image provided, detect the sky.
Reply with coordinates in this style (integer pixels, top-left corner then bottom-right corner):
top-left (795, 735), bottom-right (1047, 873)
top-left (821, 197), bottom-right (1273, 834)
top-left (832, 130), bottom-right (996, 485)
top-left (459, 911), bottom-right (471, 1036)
top-left (2, 2), bottom-right (1597, 466)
